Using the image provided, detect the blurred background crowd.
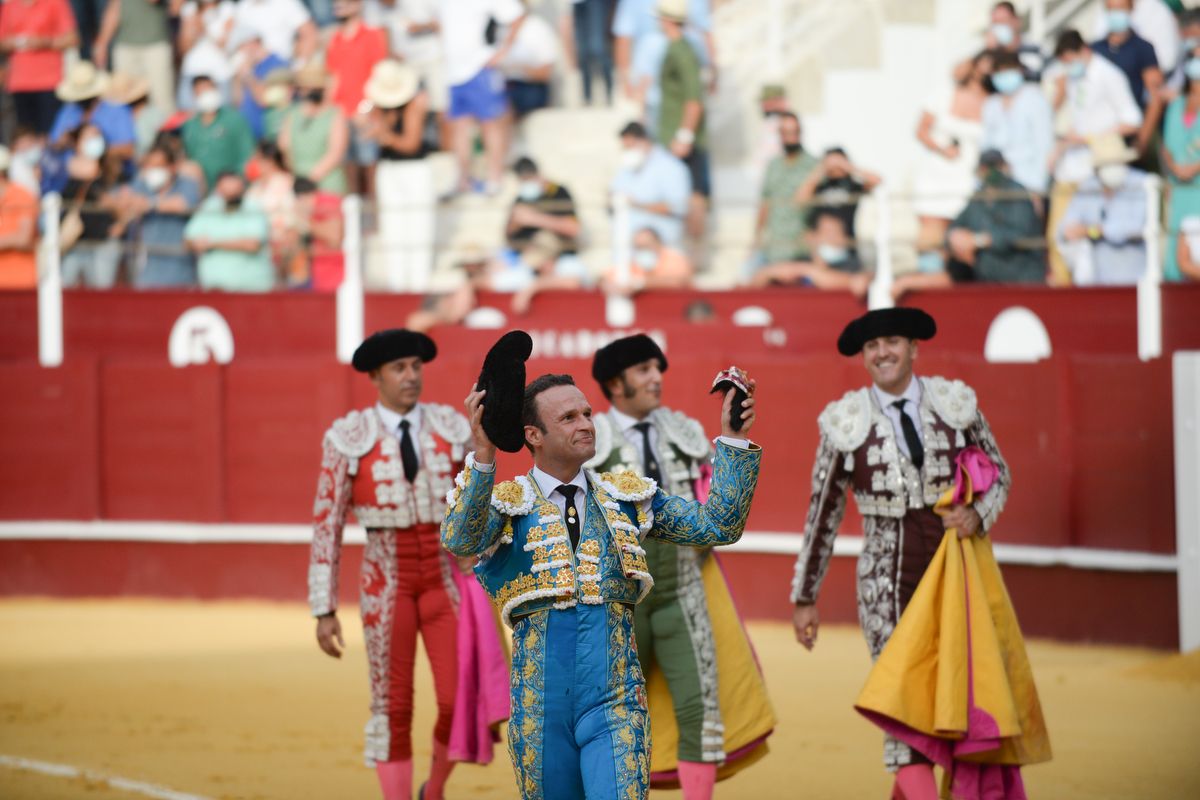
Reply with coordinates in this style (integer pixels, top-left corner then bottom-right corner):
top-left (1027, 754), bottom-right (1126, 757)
top-left (1, 0), bottom-right (1199, 324)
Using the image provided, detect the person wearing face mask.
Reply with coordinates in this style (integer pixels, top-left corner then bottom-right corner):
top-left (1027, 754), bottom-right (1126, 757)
top-left (980, 50), bottom-right (1054, 198)
top-left (610, 119), bottom-right (691, 251)
top-left (1090, 0), bottom-right (1181, 78)
top-left (505, 157), bottom-right (581, 256)
top-left (1164, 9), bottom-right (1200, 94)
top-left (177, 0), bottom-right (236, 111)
top-left (604, 225), bottom-right (693, 293)
top-left (5, 127), bottom-right (45, 196)
top-left (125, 144), bottom-right (201, 288)
top-left (795, 146), bottom-right (880, 241)
top-left (1090, 0), bottom-right (1164, 160)
top-left (229, 29), bottom-right (289, 140)
top-left (181, 75), bottom-right (256, 190)
top-left (279, 60), bottom-right (350, 195)
top-left (49, 61), bottom-right (137, 166)
top-left (1058, 134), bottom-right (1147, 286)
top-left (184, 171), bottom-right (273, 291)
top-left (1048, 29), bottom-right (1142, 285)
top-left (952, 1), bottom-right (1046, 86)
top-left (748, 208), bottom-right (871, 298)
top-left (1162, 43), bottom-right (1200, 281)
top-left (944, 149), bottom-right (1046, 285)
top-left (0, 145), bottom-right (41, 290)
top-left (59, 123), bottom-right (125, 289)
top-left (746, 110), bottom-right (818, 282)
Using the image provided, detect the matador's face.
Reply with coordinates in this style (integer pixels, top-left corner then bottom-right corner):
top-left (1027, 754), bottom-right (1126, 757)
top-left (526, 384), bottom-right (596, 466)
top-left (863, 336), bottom-right (916, 395)
top-left (612, 359), bottom-right (663, 418)
top-left (370, 356), bottom-right (423, 412)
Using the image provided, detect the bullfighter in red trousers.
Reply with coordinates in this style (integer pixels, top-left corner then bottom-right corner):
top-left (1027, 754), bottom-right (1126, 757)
top-left (308, 328), bottom-right (509, 800)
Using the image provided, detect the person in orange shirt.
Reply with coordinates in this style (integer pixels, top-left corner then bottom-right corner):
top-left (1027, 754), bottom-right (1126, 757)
top-left (605, 226), bottom-right (693, 294)
top-left (0, 147), bottom-right (40, 289)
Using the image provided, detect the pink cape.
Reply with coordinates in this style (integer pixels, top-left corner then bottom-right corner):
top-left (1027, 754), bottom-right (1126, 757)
top-left (447, 568), bottom-right (510, 765)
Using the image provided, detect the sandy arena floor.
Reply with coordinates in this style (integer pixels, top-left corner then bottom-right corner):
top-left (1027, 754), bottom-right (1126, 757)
top-left (0, 599), bottom-right (1197, 800)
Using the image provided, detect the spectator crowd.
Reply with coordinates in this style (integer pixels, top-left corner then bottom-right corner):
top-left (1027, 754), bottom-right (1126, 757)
top-left (1, 0), bottom-right (1198, 301)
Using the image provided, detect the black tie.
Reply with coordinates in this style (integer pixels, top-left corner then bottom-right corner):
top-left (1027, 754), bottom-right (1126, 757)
top-left (892, 399), bottom-right (924, 469)
top-left (398, 419), bottom-right (419, 483)
top-left (556, 484), bottom-right (581, 550)
top-left (632, 422), bottom-right (663, 486)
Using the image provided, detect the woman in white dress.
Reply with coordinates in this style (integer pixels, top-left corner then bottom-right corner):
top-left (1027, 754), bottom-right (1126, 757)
top-left (912, 52), bottom-right (992, 272)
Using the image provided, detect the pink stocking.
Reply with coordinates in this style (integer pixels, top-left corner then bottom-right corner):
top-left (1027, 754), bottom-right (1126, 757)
top-left (424, 741), bottom-right (455, 800)
top-left (677, 760), bottom-right (717, 800)
top-left (893, 764), bottom-right (938, 800)
top-left (375, 760), bottom-right (412, 800)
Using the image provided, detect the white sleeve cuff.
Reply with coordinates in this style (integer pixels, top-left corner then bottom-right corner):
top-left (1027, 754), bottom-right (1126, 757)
top-left (468, 450), bottom-right (496, 473)
top-left (714, 436), bottom-right (751, 449)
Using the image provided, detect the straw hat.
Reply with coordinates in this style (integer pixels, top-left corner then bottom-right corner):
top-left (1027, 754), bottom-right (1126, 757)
top-left (56, 61), bottom-right (110, 103)
top-left (364, 60), bottom-right (420, 109)
top-left (294, 59), bottom-right (328, 90)
top-left (657, 0), bottom-right (688, 22)
top-left (1089, 133), bottom-right (1138, 166)
top-left (105, 72), bottom-right (150, 106)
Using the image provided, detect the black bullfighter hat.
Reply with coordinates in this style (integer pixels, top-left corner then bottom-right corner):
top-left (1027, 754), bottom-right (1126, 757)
top-left (477, 330), bottom-right (534, 453)
top-left (836, 308), bottom-right (937, 356)
top-left (351, 329), bottom-right (437, 372)
top-left (591, 334), bottom-right (668, 386)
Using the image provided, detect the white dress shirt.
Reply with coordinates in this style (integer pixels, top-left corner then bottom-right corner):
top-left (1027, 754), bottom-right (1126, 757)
top-left (531, 466), bottom-right (589, 529)
top-left (610, 407), bottom-right (662, 474)
top-left (872, 377), bottom-right (924, 461)
top-left (1056, 54), bottom-right (1143, 183)
top-left (376, 403), bottom-right (423, 468)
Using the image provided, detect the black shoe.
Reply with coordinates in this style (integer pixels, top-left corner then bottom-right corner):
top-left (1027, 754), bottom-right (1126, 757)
top-left (418, 781), bottom-right (427, 800)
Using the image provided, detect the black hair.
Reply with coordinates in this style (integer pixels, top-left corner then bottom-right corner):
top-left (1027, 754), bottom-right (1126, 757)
top-left (192, 74), bottom-right (216, 88)
top-left (1054, 30), bottom-right (1086, 58)
top-left (991, 49), bottom-right (1022, 72)
top-left (257, 140), bottom-right (287, 170)
top-left (992, 1), bottom-right (1017, 15)
top-left (513, 156), bottom-right (538, 176)
top-left (806, 206), bottom-right (846, 231)
top-left (145, 143), bottom-right (177, 165)
top-left (634, 226), bottom-right (662, 244)
top-left (521, 373), bottom-right (577, 453)
top-left (777, 111), bottom-right (800, 126)
top-left (824, 146), bottom-right (847, 158)
top-left (293, 176), bottom-right (318, 195)
top-left (619, 121), bottom-right (649, 140)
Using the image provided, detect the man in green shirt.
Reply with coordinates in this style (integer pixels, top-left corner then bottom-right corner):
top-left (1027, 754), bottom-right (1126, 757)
top-left (657, 0), bottom-right (708, 240)
top-left (185, 172), bottom-right (274, 292)
top-left (93, 0), bottom-right (174, 114)
top-left (181, 76), bottom-right (256, 190)
top-left (753, 111), bottom-right (820, 276)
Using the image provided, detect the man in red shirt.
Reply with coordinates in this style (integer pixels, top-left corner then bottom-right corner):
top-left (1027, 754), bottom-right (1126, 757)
top-left (326, 0), bottom-right (389, 196)
top-left (293, 176), bottom-right (345, 292)
top-left (0, 0), bottom-right (79, 133)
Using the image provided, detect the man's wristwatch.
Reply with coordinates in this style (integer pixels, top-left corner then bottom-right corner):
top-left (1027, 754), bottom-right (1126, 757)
top-left (673, 128), bottom-right (695, 146)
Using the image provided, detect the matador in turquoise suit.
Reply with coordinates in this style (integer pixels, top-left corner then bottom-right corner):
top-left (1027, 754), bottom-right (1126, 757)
top-left (441, 357), bottom-right (762, 800)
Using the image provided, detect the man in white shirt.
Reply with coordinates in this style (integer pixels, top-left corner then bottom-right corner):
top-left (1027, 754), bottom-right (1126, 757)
top-left (1048, 28), bottom-right (1143, 284)
top-left (437, 0), bottom-right (527, 195)
top-left (498, 11), bottom-right (559, 118)
top-left (233, 0), bottom-right (317, 64)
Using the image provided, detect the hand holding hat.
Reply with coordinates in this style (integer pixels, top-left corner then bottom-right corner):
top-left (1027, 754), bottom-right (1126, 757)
top-left (467, 330), bottom-right (534, 464)
top-left (710, 366), bottom-right (757, 438)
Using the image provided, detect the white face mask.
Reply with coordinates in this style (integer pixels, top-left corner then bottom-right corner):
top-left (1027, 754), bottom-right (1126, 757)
top-left (143, 167), bottom-right (171, 192)
top-left (621, 147), bottom-right (647, 171)
top-left (81, 135), bottom-right (106, 160)
top-left (195, 90), bottom-right (222, 114)
top-left (1097, 163), bottom-right (1129, 189)
top-left (817, 244), bottom-right (848, 263)
top-left (991, 23), bottom-right (1015, 47)
top-left (633, 248), bottom-right (658, 270)
top-left (517, 181), bottom-right (541, 202)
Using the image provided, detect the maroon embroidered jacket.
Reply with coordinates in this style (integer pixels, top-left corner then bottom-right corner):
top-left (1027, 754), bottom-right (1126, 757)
top-left (789, 377), bottom-right (1010, 656)
top-left (308, 403), bottom-right (472, 616)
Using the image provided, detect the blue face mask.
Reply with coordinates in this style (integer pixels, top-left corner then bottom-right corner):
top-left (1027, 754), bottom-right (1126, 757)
top-left (1186, 58), bottom-right (1200, 81)
top-left (992, 69), bottom-right (1024, 95)
top-left (916, 251), bottom-right (944, 274)
top-left (1066, 60), bottom-right (1087, 81)
top-left (1107, 10), bottom-right (1131, 35)
top-left (633, 248), bottom-right (658, 270)
top-left (991, 23), bottom-right (1015, 47)
top-left (817, 244), bottom-right (848, 264)
top-left (1184, 37), bottom-right (1200, 53)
